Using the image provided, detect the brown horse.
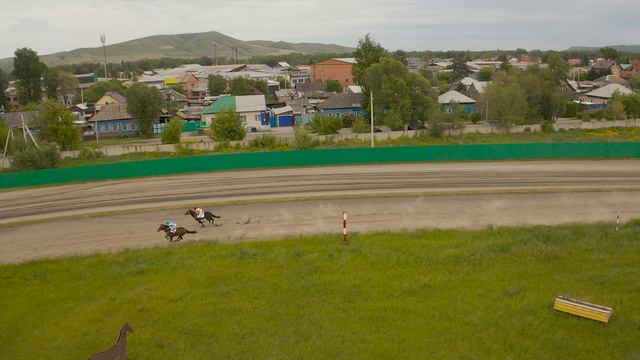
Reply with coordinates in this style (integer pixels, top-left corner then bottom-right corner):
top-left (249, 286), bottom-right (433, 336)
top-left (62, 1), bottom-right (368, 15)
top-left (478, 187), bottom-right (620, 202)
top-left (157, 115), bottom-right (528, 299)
top-left (185, 209), bottom-right (221, 227)
top-left (88, 323), bottom-right (133, 360)
top-left (157, 224), bottom-right (197, 242)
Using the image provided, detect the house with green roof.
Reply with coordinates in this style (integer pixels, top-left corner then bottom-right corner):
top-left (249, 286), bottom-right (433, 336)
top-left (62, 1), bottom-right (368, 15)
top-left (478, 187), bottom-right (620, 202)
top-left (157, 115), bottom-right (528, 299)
top-left (201, 95), bottom-right (268, 130)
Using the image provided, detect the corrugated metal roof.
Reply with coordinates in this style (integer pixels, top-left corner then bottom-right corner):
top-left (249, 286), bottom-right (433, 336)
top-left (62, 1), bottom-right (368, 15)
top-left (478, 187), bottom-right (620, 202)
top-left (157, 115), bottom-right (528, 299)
top-left (438, 90), bottom-right (476, 104)
top-left (272, 105), bottom-right (294, 115)
top-left (318, 92), bottom-right (362, 110)
top-left (236, 95), bottom-right (266, 112)
top-left (332, 58), bottom-right (357, 64)
top-left (92, 103), bottom-right (132, 122)
top-left (585, 83), bottom-right (634, 99)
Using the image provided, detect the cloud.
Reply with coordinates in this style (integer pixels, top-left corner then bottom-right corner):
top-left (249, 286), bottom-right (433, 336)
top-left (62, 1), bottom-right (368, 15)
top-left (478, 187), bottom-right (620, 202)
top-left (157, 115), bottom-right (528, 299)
top-left (0, 0), bottom-right (638, 58)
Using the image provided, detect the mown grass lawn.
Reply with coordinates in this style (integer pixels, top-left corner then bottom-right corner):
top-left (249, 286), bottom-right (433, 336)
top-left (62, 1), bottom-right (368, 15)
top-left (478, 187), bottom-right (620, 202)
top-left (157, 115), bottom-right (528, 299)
top-left (1, 222), bottom-right (639, 359)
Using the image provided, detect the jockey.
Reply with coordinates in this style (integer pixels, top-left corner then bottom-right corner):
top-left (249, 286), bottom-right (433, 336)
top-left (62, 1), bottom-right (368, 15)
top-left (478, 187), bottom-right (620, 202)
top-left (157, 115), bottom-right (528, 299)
top-left (195, 207), bottom-right (205, 220)
top-left (164, 220), bottom-right (177, 233)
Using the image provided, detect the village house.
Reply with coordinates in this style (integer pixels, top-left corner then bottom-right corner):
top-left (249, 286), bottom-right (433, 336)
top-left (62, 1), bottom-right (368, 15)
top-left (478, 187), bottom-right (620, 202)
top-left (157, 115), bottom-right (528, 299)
top-left (577, 83), bottom-right (634, 107)
top-left (91, 103), bottom-right (139, 137)
top-left (591, 60), bottom-right (622, 78)
top-left (200, 95), bottom-right (268, 130)
top-left (96, 90), bottom-right (127, 109)
top-left (318, 92), bottom-right (363, 118)
top-left (620, 60), bottom-right (640, 80)
top-left (311, 58), bottom-right (357, 86)
top-left (438, 90), bottom-right (476, 114)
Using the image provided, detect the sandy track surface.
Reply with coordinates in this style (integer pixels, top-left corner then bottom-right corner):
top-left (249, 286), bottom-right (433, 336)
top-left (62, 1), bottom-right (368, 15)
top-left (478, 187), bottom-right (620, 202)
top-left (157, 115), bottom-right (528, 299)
top-left (1, 160), bottom-right (639, 264)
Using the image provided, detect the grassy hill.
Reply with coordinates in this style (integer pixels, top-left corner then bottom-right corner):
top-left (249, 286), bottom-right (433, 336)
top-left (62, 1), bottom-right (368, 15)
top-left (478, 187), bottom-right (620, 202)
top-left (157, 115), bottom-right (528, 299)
top-left (0, 31), bottom-right (355, 71)
top-left (1, 222), bottom-right (638, 358)
top-left (566, 45), bottom-right (640, 53)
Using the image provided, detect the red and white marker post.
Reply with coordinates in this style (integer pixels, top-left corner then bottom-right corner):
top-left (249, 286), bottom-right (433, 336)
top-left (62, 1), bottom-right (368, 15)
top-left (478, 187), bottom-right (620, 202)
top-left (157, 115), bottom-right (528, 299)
top-left (342, 211), bottom-right (348, 242)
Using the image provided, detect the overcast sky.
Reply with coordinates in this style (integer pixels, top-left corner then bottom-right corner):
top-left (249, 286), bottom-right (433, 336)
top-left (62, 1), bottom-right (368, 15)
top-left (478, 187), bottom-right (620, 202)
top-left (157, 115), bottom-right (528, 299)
top-left (0, 0), bottom-right (638, 59)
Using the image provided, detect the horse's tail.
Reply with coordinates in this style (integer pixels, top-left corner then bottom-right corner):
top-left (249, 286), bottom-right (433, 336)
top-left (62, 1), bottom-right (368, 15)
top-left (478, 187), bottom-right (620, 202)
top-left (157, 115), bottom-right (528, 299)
top-left (206, 211), bottom-right (221, 218)
top-left (186, 230), bottom-right (197, 234)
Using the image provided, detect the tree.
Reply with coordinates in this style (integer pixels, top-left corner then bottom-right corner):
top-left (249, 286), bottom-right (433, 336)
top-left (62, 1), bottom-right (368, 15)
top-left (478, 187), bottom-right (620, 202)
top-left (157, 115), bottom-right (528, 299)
top-left (277, 76), bottom-right (290, 89)
top-left (308, 114), bottom-right (343, 134)
top-left (229, 77), bottom-right (252, 96)
top-left (325, 80), bottom-right (343, 93)
top-left (161, 116), bottom-right (183, 144)
top-left (208, 74), bottom-right (227, 96)
top-left (84, 79), bottom-right (125, 103)
top-left (352, 116), bottom-right (370, 133)
top-left (478, 80), bottom-right (528, 129)
top-left (169, 84), bottom-right (187, 95)
top-left (546, 52), bottom-right (570, 85)
top-left (58, 71), bottom-right (79, 103)
top-left (352, 34), bottom-right (387, 87)
top-left (609, 98), bottom-right (626, 120)
top-left (11, 142), bottom-right (61, 170)
top-left (13, 48), bottom-right (47, 105)
top-left (365, 56), bottom-right (437, 130)
top-left (33, 101), bottom-right (81, 150)
top-left (0, 68), bottom-right (8, 108)
top-left (614, 93), bottom-right (640, 118)
top-left (43, 68), bottom-right (60, 100)
top-left (477, 68), bottom-right (493, 81)
top-left (210, 109), bottom-right (246, 142)
top-left (125, 83), bottom-right (163, 137)
top-left (599, 47), bottom-right (619, 60)
top-left (450, 57), bottom-right (470, 82)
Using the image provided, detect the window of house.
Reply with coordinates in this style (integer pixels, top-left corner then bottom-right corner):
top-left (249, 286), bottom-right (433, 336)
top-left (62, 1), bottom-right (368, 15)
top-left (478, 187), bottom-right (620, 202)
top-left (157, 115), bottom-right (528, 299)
top-left (240, 115), bottom-right (247, 123)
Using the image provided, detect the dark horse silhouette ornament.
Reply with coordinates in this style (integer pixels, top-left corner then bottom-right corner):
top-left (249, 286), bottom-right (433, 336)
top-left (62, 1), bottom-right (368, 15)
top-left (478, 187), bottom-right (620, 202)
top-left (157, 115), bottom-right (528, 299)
top-left (88, 323), bottom-right (133, 360)
top-left (157, 224), bottom-right (197, 242)
top-left (185, 209), bottom-right (221, 227)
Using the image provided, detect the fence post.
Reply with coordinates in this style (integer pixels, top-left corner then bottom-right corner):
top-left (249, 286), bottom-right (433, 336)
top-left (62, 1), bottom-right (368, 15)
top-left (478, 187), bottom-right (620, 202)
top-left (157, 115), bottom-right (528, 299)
top-left (342, 211), bottom-right (348, 242)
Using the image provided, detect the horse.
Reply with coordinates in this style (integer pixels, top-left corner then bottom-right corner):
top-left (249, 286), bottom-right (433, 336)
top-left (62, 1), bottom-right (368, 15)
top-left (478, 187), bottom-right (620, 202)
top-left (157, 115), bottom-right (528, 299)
top-left (88, 323), bottom-right (133, 360)
top-left (185, 209), bottom-right (221, 227)
top-left (157, 224), bottom-right (197, 242)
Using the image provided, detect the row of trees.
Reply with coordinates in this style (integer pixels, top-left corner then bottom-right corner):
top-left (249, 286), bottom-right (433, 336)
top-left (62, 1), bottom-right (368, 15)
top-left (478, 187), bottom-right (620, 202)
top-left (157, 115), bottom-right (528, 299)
top-left (207, 74), bottom-right (270, 97)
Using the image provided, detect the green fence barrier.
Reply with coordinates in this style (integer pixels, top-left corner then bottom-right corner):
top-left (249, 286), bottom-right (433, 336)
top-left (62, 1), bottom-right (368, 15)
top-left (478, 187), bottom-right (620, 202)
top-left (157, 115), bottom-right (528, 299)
top-left (1, 142), bottom-right (639, 189)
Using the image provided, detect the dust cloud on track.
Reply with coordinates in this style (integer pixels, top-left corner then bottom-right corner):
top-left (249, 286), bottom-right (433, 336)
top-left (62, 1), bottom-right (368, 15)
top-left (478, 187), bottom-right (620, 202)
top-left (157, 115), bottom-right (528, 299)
top-left (1, 160), bottom-right (639, 264)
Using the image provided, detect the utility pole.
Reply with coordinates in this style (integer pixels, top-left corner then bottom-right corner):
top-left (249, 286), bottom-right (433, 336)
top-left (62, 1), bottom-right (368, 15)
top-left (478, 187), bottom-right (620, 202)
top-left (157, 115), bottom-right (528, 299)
top-left (1, 128), bottom-right (12, 171)
top-left (100, 34), bottom-right (108, 79)
top-left (370, 90), bottom-right (374, 148)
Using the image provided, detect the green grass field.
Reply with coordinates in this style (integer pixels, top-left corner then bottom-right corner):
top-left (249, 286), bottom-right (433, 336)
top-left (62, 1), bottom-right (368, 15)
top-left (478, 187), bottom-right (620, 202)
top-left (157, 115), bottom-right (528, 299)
top-left (1, 222), bottom-right (639, 359)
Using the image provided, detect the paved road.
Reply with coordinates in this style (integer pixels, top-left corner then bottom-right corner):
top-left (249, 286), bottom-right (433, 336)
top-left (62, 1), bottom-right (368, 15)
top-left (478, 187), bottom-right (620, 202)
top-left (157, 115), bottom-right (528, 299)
top-left (2, 160), bottom-right (639, 224)
top-left (1, 160), bottom-right (639, 264)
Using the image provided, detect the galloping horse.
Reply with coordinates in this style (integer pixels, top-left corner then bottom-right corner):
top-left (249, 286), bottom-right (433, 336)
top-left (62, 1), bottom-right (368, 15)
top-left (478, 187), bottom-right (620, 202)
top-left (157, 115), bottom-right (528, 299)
top-left (185, 209), bottom-right (221, 227)
top-left (157, 224), bottom-right (197, 242)
top-left (88, 323), bottom-right (133, 360)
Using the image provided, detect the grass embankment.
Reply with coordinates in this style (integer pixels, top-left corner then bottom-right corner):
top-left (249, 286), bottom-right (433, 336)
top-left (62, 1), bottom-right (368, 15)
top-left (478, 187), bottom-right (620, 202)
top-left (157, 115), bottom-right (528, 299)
top-left (2, 222), bottom-right (639, 359)
top-left (58, 127), bottom-right (640, 168)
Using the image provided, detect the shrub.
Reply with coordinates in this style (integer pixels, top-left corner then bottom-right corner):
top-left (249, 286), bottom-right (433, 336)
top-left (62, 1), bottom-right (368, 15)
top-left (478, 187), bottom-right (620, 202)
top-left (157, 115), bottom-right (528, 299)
top-left (161, 117), bottom-right (183, 144)
top-left (293, 126), bottom-right (317, 150)
top-left (308, 114), bottom-right (343, 135)
top-left (541, 121), bottom-right (555, 133)
top-left (78, 146), bottom-right (103, 159)
top-left (470, 112), bottom-right (482, 123)
top-left (210, 109), bottom-right (246, 142)
top-left (563, 102), bottom-right (579, 118)
top-left (352, 116), bottom-right (370, 133)
top-left (325, 80), bottom-right (343, 93)
top-left (12, 142), bottom-right (60, 170)
top-left (250, 133), bottom-right (278, 150)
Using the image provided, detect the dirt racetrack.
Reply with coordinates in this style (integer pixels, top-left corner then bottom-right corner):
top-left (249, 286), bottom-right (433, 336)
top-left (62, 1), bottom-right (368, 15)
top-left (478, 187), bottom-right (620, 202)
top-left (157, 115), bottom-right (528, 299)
top-left (1, 160), bottom-right (639, 264)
